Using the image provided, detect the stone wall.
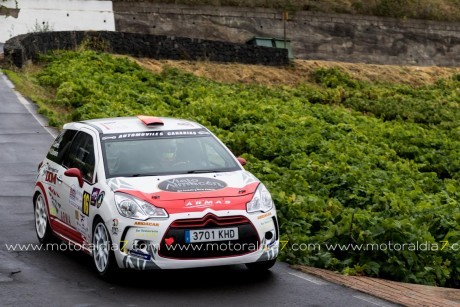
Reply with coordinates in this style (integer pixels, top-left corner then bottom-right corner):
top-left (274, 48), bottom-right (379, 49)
top-left (4, 31), bottom-right (289, 68)
top-left (112, 2), bottom-right (460, 66)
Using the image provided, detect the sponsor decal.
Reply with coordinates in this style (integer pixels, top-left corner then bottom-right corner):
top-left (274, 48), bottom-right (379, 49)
top-left (50, 195), bottom-right (61, 215)
top-left (158, 177), bottom-right (227, 192)
top-left (260, 219), bottom-right (272, 226)
top-left (90, 188), bottom-right (100, 206)
top-left (166, 131), bottom-right (199, 136)
top-left (96, 191), bottom-right (105, 208)
top-left (119, 132), bottom-right (163, 139)
top-left (45, 171), bottom-right (57, 184)
top-left (134, 229), bottom-right (158, 238)
top-left (48, 166), bottom-right (59, 173)
top-left (75, 210), bottom-right (90, 237)
top-left (100, 129), bottom-right (210, 142)
top-left (183, 199), bottom-right (231, 209)
top-left (134, 221), bottom-right (159, 227)
top-left (82, 191), bottom-right (90, 216)
top-left (122, 255), bottom-right (159, 270)
top-left (256, 238), bottom-right (279, 262)
top-left (49, 206), bottom-right (57, 216)
top-left (69, 185), bottom-right (83, 210)
top-left (48, 186), bottom-right (60, 198)
top-left (129, 249), bottom-right (151, 261)
top-left (185, 200), bottom-right (212, 209)
top-left (60, 212), bottom-right (71, 225)
top-left (257, 212), bottom-right (272, 220)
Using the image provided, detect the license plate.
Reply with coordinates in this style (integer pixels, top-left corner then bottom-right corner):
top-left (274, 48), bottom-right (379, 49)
top-left (185, 227), bottom-right (239, 243)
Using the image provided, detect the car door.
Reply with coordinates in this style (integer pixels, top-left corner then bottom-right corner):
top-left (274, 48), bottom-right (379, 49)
top-left (60, 128), bottom-right (98, 241)
top-left (42, 129), bottom-right (78, 222)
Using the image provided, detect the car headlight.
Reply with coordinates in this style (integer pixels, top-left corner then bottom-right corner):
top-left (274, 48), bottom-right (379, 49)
top-left (246, 183), bottom-right (274, 213)
top-left (115, 193), bottom-right (168, 220)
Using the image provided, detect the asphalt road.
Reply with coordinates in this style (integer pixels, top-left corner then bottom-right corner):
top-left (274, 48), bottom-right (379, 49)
top-left (0, 71), bottom-right (397, 307)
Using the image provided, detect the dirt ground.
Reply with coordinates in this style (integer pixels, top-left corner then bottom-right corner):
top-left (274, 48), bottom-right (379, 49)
top-left (136, 58), bottom-right (460, 87)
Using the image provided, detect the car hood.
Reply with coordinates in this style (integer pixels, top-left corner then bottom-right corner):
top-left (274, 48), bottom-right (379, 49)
top-left (106, 171), bottom-right (260, 213)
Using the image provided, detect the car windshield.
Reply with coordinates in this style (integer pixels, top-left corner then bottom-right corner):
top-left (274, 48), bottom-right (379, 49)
top-left (102, 134), bottom-right (240, 178)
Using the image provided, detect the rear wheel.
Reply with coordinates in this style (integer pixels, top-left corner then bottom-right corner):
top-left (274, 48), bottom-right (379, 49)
top-left (245, 259), bottom-right (277, 272)
top-left (34, 193), bottom-right (54, 244)
top-left (92, 218), bottom-right (118, 279)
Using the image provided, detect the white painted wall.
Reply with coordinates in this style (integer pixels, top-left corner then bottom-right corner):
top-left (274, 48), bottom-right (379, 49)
top-left (0, 0), bottom-right (115, 43)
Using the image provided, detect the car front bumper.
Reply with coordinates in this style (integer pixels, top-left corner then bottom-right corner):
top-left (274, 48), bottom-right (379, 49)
top-left (107, 209), bottom-right (279, 270)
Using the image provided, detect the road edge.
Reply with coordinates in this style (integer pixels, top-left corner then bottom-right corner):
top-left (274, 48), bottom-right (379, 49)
top-left (292, 265), bottom-right (460, 307)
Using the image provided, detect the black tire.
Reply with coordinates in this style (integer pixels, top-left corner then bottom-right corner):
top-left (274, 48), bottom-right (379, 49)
top-left (245, 259), bottom-right (277, 271)
top-left (34, 192), bottom-right (55, 244)
top-left (92, 218), bottom-right (119, 279)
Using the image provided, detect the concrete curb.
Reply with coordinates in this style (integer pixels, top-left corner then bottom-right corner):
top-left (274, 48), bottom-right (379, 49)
top-left (293, 265), bottom-right (460, 307)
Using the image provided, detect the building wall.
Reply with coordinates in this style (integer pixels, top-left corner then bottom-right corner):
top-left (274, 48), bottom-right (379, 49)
top-left (113, 2), bottom-right (460, 66)
top-left (0, 0), bottom-right (115, 43)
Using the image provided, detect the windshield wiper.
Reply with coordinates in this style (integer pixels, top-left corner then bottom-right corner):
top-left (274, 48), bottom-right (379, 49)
top-left (130, 173), bottom-right (160, 177)
top-left (186, 169), bottom-right (223, 174)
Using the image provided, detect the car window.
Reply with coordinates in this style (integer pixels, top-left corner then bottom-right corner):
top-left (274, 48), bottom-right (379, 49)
top-left (203, 141), bottom-right (227, 168)
top-left (64, 132), bottom-right (96, 183)
top-left (46, 129), bottom-right (77, 164)
top-left (102, 135), bottom-right (240, 178)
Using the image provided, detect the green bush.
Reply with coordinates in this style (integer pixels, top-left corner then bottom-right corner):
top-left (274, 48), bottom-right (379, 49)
top-left (33, 50), bottom-right (460, 287)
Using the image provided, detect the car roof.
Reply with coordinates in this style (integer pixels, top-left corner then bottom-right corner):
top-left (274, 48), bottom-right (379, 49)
top-left (63, 116), bottom-right (204, 134)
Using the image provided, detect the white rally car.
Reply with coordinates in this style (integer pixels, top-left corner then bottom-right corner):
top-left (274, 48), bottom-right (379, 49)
top-left (34, 116), bottom-right (279, 277)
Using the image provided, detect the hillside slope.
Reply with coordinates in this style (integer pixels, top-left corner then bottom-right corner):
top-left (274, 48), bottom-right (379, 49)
top-left (136, 59), bottom-right (460, 87)
top-left (3, 52), bottom-right (460, 288)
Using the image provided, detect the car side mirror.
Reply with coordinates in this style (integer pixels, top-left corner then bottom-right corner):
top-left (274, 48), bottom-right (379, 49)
top-left (237, 157), bottom-right (247, 166)
top-left (64, 168), bottom-right (84, 188)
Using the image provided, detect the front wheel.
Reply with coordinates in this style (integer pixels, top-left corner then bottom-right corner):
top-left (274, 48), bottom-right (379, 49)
top-left (34, 193), bottom-right (54, 244)
top-left (92, 218), bottom-right (118, 279)
top-left (245, 259), bottom-right (277, 272)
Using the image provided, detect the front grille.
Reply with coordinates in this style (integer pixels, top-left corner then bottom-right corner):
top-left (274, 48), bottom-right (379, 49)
top-left (170, 214), bottom-right (249, 228)
top-left (159, 214), bottom-right (260, 259)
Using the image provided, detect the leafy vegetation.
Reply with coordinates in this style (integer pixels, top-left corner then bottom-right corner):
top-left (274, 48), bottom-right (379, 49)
top-left (6, 50), bottom-right (460, 287)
